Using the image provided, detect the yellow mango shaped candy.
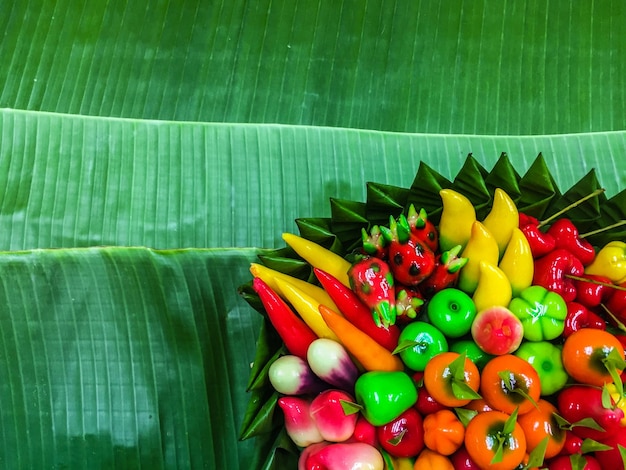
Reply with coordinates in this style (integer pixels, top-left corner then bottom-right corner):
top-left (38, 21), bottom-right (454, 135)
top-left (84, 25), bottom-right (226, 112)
top-left (472, 261), bottom-right (512, 313)
top-left (458, 221), bottom-right (499, 294)
top-left (438, 189), bottom-right (476, 252)
top-left (482, 188), bottom-right (519, 259)
top-left (585, 240), bottom-right (626, 284)
top-left (498, 228), bottom-right (534, 298)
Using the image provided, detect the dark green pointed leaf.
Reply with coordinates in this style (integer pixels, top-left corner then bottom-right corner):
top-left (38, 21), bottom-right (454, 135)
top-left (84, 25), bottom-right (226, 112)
top-left (329, 198), bottom-right (370, 249)
top-left (256, 255), bottom-right (311, 280)
top-left (248, 347), bottom-right (285, 393)
top-left (366, 182), bottom-right (410, 226)
top-left (246, 321), bottom-right (284, 391)
top-left (330, 198), bottom-right (369, 224)
top-left (451, 154), bottom-right (492, 219)
top-left (518, 153), bottom-right (561, 218)
top-left (585, 189), bottom-right (626, 247)
top-left (239, 391), bottom-right (280, 441)
top-left (484, 153), bottom-right (522, 202)
top-left (407, 161), bottom-right (453, 223)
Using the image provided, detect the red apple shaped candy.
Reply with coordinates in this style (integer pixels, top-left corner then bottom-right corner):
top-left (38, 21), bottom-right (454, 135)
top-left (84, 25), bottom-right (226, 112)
top-left (278, 396), bottom-right (323, 447)
top-left (470, 306), bottom-right (524, 355)
top-left (301, 442), bottom-right (384, 470)
top-left (310, 389), bottom-right (358, 442)
top-left (350, 415), bottom-right (379, 447)
top-left (376, 407), bottom-right (425, 458)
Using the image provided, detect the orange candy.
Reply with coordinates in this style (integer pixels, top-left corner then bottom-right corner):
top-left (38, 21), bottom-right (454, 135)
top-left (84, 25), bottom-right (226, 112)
top-left (561, 328), bottom-right (626, 386)
top-left (479, 354), bottom-right (541, 415)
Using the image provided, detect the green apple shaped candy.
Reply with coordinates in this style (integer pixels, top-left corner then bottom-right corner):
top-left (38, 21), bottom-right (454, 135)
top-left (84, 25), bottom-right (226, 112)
top-left (395, 321), bottom-right (448, 371)
top-left (426, 288), bottom-right (477, 338)
top-left (354, 370), bottom-right (418, 426)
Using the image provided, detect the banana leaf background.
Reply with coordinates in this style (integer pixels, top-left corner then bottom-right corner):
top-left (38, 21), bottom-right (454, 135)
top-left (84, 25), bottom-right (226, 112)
top-left (1, 1), bottom-right (626, 468)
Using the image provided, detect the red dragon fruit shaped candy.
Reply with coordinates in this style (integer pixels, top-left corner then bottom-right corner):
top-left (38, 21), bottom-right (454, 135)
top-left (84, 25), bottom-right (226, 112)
top-left (381, 214), bottom-right (436, 287)
top-left (348, 256), bottom-right (397, 328)
top-left (406, 204), bottom-right (439, 252)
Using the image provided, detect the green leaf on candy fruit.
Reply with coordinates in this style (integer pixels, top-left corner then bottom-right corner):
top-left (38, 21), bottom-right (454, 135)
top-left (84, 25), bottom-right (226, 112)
top-left (387, 429), bottom-right (407, 446)
top-left (489, 408), bottom-right (520, 465)
top-left (497, 370), bottom-right (539, 409)
top-left (602, 385), bottom-right (614, 410)
top-left (392, 339), bottom-right (425, 355)
top-left (340, 400), bottom-right (363, 416)
top-left (503, 407), bottom-right (519, 435)
top-left (451, 381), bottom-right (483, 400)
top-left (602, 349), bottom-right (626, 397)
top-left (454, 407), bottom-right (478, 427)
top-left (526, 437), bottom-right (549, 469)
top-left (580, 438), bottom-right (613, 453)
top-left (619, 445), bottom-right (626, 468)
top-left (569, 454), bottom-right (587, 470)
top-left (448, 353), bottom-right (482, 400)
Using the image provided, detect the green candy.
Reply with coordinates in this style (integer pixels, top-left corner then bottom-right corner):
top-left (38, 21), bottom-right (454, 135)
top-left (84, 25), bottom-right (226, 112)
top-left (354, 371), bottom-right (418, 426)
top-left (396, 321), bottom-right (448, 371)
top-left (450, 339), bottom-right (493, 370)
top-left (514, 341), bottom-right (569, 396)
top-left (508, 285), bottom-right (567, 341)
top-left (426, 288), bottom-right (477, 338)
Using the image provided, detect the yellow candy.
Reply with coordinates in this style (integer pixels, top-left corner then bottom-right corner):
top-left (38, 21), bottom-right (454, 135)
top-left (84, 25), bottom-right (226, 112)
top-left (458, 221), bottom-right (499, 295)
top-left (438, 189), bottom-right (477, 253)
top-left (498, 228), bottom-right (534, 298)
top-left (472, 261), bottom-right (512, 312)
top-left (482, 188), bottom-right (519, 259)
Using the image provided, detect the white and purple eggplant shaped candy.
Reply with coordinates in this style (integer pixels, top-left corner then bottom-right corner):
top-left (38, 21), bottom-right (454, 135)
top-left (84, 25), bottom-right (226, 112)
top-left (268, 355), bottom-right (328, 395)
top-left (306, 338), bottom-right (359, 392)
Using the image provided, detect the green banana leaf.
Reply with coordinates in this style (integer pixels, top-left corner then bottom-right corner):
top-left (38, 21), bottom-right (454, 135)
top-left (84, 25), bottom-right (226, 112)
top-left (1, 1), bottom-right (625, 134)
top-left (0, 246), bottom-right (266, 469)
top-left (1, 110), bottom-right (625, 251)
top-left (2, 1), bottom-right (626, 468)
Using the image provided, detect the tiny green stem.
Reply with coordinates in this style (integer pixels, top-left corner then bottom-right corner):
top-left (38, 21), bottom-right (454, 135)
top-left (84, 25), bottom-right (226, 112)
top-left (580, 219), bottom-right (626, 238)
top-left (565, 275), bottom-right (626, 291)
top-left (538, 188), bottom-right (605, 228)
